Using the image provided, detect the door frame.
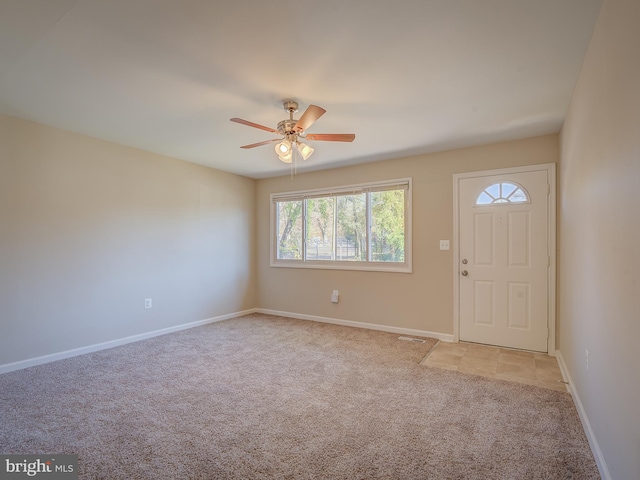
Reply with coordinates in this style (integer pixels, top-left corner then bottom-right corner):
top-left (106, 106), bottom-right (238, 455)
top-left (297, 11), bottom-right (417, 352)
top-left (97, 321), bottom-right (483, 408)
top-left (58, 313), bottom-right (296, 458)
top-left (452, 163), bottom-right (556, 355)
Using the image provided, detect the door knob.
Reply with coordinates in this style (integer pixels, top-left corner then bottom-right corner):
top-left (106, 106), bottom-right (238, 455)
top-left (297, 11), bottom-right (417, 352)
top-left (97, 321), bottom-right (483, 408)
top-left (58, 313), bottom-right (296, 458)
top-left (461, 270), bottom-right (469, 276)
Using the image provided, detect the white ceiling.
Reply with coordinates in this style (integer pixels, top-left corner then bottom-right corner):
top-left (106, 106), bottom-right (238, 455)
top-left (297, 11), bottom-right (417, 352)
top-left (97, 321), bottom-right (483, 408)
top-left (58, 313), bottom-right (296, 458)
top-left (0, 0), bottom-right (602, 179)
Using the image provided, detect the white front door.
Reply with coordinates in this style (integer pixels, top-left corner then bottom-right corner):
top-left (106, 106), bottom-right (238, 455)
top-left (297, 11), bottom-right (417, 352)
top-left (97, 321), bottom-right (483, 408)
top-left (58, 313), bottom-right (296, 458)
top-left (457, 167), bottom-right (551, 352)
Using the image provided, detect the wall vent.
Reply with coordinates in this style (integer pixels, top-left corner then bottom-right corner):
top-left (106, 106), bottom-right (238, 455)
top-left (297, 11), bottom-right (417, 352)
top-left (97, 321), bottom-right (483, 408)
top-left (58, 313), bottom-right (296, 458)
top-left (398, 336), bottom-right (425, 343)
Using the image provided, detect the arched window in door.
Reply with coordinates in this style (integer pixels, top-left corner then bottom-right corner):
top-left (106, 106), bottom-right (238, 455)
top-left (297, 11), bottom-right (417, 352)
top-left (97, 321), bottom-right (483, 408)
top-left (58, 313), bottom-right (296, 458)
top-left (476, 182), bottom-right (529, 205)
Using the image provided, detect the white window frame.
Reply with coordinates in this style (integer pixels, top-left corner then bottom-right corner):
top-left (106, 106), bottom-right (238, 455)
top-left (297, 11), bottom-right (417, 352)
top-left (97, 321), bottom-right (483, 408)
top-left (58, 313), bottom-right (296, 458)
top-left (270, 178), bottom-right (412, 273)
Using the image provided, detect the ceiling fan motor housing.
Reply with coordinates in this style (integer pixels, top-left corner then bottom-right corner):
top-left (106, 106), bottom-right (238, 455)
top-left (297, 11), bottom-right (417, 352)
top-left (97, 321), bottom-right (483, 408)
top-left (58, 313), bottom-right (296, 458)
top-left (277, 119), bottom-right (300, 135)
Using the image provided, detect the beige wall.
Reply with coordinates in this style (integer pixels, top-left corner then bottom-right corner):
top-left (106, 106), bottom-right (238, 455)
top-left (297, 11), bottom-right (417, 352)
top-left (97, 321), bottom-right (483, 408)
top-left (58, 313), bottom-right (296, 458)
top-left (256, 134), bottom-right (558, 335)
top-left (0, 115), bottom-right (256, 366)
top-left (559, 0), bottom-right (640, 478)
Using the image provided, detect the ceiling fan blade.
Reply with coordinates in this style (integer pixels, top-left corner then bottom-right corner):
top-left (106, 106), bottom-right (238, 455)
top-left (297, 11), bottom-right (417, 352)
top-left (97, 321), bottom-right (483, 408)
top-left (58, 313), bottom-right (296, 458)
top-left (293, 105), bottom-right (326, 133)
top-left (230, 118), bottom-right (280, 134)
top-left (240, 138), bottom-right (281, 149)
top-left (305, 133), bottom-right (355, 142)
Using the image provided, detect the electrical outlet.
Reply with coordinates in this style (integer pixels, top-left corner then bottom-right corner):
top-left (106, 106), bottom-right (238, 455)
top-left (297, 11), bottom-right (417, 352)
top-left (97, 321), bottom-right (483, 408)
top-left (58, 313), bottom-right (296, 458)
top-left (331, 290), bottom-right (339, 303)
top-left (585, 348), bottom-right (589, 371)
top-left (144, 298), bottom-right (152, 309)
top-left (439, 240), bottom-right (450, 250)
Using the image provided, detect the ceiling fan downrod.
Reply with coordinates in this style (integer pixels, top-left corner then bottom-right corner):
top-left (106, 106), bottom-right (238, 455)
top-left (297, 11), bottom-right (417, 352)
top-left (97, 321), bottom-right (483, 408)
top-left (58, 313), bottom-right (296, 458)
top-left (278, 100), bottom-right (301, 137)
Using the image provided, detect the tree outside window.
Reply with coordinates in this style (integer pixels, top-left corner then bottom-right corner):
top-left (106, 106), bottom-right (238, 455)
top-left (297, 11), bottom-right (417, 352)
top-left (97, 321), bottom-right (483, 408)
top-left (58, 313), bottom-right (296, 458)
top-left (272, 179), bottom-right (411, 272)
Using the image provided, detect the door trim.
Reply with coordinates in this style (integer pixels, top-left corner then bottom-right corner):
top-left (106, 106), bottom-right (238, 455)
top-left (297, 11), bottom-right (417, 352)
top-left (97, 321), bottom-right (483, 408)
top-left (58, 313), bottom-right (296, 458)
top-left (452, 163), bottom-right (556, 354)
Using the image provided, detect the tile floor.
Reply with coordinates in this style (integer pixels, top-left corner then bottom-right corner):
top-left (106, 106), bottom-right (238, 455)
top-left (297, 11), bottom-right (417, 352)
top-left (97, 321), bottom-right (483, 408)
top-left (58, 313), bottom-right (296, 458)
top-left (421, 341), bottom-right (568, 392)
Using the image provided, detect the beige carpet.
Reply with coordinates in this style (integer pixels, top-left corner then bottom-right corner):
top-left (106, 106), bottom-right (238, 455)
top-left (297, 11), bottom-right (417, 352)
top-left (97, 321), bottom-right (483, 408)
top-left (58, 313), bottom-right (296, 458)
top-left (0, 313), bottom-right (599, 479)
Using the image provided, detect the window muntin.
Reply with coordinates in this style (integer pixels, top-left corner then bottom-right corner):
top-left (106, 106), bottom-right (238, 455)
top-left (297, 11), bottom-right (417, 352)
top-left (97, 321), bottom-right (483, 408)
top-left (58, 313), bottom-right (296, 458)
top-left (271, 179), bottom-right (411, 272)
top-left (476, 182), bottom-right (529, 205)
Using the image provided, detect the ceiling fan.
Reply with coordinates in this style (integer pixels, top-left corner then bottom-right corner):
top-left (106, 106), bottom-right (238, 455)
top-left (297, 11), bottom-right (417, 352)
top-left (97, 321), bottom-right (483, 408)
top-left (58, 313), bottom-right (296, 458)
top-left (230, 100), bottom-right (355, 164)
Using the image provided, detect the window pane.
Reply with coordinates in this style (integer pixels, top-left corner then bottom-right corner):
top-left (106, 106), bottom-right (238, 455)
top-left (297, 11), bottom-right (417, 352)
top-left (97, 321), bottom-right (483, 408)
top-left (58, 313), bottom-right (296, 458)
top-left (371, 189), bottom-right (405, 262)
top-left (510, 188), bottom-right (527, 202)
top-left (476, 182), bottom-right (529, 205)
top-left (336, 194), bottom-right (366, 261)
top-left (476, 192), bottom-right (493, 205)
top-left (276, 200), bottom-right (303, 260)
top-left (305, 198), bottom-right (335, 261)
top-left (486, 183), bottom-right (500, 198)
top-left (501, 182), bottom-right (517, 197)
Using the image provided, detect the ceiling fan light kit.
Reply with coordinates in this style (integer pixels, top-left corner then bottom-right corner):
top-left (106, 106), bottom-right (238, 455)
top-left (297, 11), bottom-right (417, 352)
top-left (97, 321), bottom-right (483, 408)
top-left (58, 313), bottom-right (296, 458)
top-left (275, 140), bottom-right (291, 154)
top-left (230, 100), bottom-right (355, 166)
top-left (275, 140), bottom-right (293, 163)
top-left (296, 142), bottom-right (314, 160)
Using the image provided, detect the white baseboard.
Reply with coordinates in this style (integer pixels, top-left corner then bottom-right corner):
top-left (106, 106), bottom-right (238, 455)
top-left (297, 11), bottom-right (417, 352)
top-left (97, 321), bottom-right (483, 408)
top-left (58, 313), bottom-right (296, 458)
top-left (1, 308), bottom-right (448, 375)
top-left (0, 308), bottom-right (258, 375)
top-left (555, 350), bottom-right (611, 480)
top-left (255, 308), bottom-right (454, 342)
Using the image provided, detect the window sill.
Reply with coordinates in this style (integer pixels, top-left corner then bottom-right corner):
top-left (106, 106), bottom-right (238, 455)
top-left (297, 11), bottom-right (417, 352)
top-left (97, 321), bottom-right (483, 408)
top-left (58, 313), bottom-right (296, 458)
top-left (270, 260), bottom-right (412, 273)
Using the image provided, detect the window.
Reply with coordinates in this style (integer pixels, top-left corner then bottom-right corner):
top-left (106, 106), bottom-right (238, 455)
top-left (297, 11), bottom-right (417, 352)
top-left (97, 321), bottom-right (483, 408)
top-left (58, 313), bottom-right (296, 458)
top-left (272, 179), bottom-right (411, 272)
top-left (476, 182), bottom-right (529, 205)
